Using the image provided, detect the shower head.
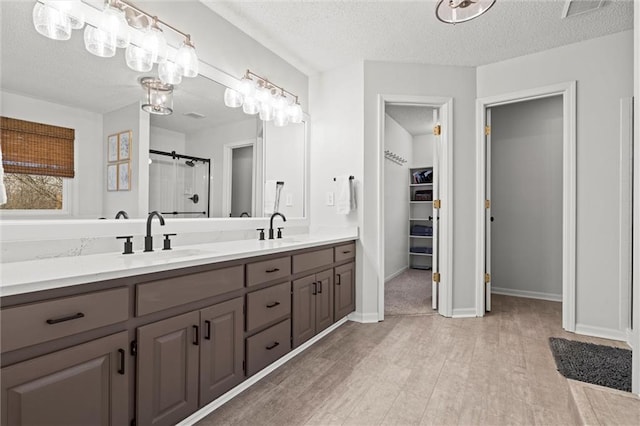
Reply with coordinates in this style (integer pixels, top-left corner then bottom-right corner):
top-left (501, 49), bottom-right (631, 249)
top-left (185, 160), bottom-right (195, 167)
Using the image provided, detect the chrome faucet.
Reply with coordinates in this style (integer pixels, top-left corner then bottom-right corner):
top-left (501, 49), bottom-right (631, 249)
top-left (115, 210), bottom-right (129, 219)
top-left (269, 212), bottom-right (286, 239)
top-left (144, 211), bottom-right (165, 252)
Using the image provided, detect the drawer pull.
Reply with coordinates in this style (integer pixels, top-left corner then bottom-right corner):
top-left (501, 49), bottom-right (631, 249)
top-left (46, 312), bottom-right (85, 325)
top-left (266, 301), bottom-right (280, 308)
top-left (118, 348), bottom-right (126, 375)
top-left (342, 250), bottom-right (351, 254)
top-left (205, 320), bottom-right (211, 340)
top-left (266, 268), bottom-right (280, 273)
top-left (193, 325), bottom-right (199, 346)
top-left (266, 341), bottom-right (280, 350)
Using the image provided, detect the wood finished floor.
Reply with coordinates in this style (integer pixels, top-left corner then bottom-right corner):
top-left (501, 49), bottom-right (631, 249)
top-left (196, 295), bottom-right (629, 426)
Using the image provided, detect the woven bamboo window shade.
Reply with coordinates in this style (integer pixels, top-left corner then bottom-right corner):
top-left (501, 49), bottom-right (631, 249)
top-left (0, 116), bottom-right (75, 178)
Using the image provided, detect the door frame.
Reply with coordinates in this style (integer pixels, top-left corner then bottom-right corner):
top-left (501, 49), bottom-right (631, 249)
top-left (474, 81), bottom-right (577, 331)
top-left (377, 94), bottom-right (454, 320)
top-left (222, 139), bottom-right (257, 217)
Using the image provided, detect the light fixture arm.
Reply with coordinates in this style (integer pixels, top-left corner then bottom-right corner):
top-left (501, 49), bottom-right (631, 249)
top-left (114, 0), bottom-right (194, 44)
top-left (244, 69), bottom-right (298, 103)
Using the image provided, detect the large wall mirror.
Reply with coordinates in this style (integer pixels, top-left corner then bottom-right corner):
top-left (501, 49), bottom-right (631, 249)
top-left (0, 1), bottom-right (307, 220)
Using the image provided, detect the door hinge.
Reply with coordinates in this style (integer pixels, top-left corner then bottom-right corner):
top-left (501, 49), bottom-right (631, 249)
top-left (433, 272), bottom-right (440, 283)
top-left (433, 199), bottom-right (441, 209)
top-left (484, 273), bottom-right (491, 283)
top-left (433, 125), bottom-right (441, 136)
top-left (485, 199), bottom-right (491, 209)
top-left (130, 340), bottom-right (137, 356)
top-left (485, 125), bottom-right (491, 135)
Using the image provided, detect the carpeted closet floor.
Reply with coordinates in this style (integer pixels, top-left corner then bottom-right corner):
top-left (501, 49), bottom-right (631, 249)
top-left (384, 268), bottom-right (434, 316)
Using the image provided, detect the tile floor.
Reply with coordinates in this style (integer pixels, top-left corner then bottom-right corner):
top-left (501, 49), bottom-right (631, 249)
top-left (197, 295), bottom-right (632, 425)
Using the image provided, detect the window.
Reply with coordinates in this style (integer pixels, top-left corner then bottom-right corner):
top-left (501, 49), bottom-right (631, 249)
top-left (1, 116), bottom-right (74, 212)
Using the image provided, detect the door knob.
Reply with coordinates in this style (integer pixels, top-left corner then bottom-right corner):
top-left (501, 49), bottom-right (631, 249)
top-left (490, 217), bottom-right (495, 222)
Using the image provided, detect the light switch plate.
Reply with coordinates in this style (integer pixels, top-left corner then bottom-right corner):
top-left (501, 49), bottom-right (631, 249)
top-left (326, 192), bottom-right (334, 206)
top-left (286, 193), bottom-right (293, 206)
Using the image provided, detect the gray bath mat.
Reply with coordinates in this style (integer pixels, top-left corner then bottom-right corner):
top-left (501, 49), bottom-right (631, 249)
top-left (549, 337), bottom-right (631, 392)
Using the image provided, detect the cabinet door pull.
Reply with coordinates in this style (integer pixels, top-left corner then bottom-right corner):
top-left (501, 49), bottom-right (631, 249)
top-left (193, 325), bottom-right (199, 345)
top-left (204, 320), bottom-right (211, 340)
top-left (266, 341), bottom-right (280, 350)
top-left (46, 312), bottom-right (85, 325)
top-left (336, 274), bottom-right (341, 285)
top-left (117, 348), bottom-right (126, 375)
top-left (266, 301), bottom-right (280, 308)
top-left (312, 282), bottom-right (317, 295)
top-left (318, 281), bottom-right (323, 294)
top-left (266, 268), bottom-right (280, 273)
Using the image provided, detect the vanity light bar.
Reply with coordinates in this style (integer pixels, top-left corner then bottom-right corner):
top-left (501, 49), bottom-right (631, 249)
top-left (244, 70), bottom-right (298, 104)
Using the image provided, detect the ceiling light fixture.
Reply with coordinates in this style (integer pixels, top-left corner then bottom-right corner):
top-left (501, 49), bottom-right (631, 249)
top-left (435, 0), bottom-right (496, 24)
top-left (223, 70), bottom-right (303, 127)
top-left (140, 77), bottom-right (174, 116)
top-left (31, 0), bottom-right (199, 82)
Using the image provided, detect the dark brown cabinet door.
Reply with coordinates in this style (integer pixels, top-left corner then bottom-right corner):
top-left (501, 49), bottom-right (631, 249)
top-left (1, 331), bottom-right (129, 426)
top-left (199, 297), bottom-right (244, 406)
top-left (335, 262), bottom-right (355, 321)
top-left (137, 311), bottom-right (199, 426)
top-left (315, 269), bottom-right (334, 334)
top-left (292, 275), bottom-right (316, 347)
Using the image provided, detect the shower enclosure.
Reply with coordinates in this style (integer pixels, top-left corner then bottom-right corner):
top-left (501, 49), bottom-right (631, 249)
top-left (148, 150), bottom-right (211, 218)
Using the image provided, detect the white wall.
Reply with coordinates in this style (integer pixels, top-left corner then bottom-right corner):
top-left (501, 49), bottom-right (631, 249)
top-left (632, 3), bottom-right (639, 395)
top-left (490, 96), bottom-right (563, 300)
top-left (478, 30), bottom-right (634, 338)
top-left (413, 134), bottom-right (433, 166)
top-left (0, 90), bottom-right (103, 219)
top-left (103, 102), bottom-right (149, 219)
top-left (364, 61), bottom-right (478, 317)
top-left (384, 114), bottom-right (412, 279)
top-left (150, 126), bottom-right (186, 154)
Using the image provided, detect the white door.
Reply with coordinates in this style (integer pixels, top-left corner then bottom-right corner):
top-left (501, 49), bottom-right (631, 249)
top-left (485, 108), bottom-right (492, 312)
top-left (432, 108), bottom-right (440, 310)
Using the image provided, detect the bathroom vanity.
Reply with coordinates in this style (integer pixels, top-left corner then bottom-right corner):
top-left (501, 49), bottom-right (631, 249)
top-left (0, 235), bottom-right (356, 426)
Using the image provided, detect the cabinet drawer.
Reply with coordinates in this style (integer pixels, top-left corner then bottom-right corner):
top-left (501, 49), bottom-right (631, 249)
top-left (246, 256), bottom-right (290, 287)
top-left (137, 266), bottom-right (243, 316)
top-left (246, 282), bottom-right (291, 332)
top-left (1, 288), bottom-right (129, 353)
top-left (246, 319), bottom-right (291, 376)
top-left (334, 242), bottom-right (356, 262)
top-left (292, 248), bottom-right (333, 274)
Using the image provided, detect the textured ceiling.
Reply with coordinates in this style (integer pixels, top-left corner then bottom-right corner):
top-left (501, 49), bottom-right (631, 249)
top-left (202, 0), bottom-right (634, 75)
top-left (386, 105), bottom-right (434, 136)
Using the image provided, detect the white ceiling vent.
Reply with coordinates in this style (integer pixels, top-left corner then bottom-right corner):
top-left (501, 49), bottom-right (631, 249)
top-left (183, 112), bottom-right (206, 119)
top-left (562, 0), bottom-right (605, 19)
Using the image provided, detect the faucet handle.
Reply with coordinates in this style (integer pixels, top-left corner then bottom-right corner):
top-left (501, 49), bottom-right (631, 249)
top-left (116, 236), bottom-right (134, 255)
top-left (277, 227), bottom-right (284, 239)
top-left (256, 228), bottom-right (265, 241)
top-left (163, 233), bottom-right (176, 251)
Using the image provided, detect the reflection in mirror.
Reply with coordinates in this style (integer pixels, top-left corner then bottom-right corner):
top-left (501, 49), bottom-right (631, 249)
top-left (0, 1), bottom-right (308, 220)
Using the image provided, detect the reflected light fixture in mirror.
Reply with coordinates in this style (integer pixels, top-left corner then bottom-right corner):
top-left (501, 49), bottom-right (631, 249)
top-left (435, 0), bottom-right (496, 24)
top-left (32, 1), bottom-right (73, 41)
top-left (141, 77), bottom-right (173, 115)
top-left (224, 69), bottom-right (303, 127)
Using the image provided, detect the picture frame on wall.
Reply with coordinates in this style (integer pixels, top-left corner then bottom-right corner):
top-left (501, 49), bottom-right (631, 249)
top-left (118, 162), bottom-right (131, 191)
top-left (107, 134), bottom-right (118, 162)
top-left (107, 164), bottom-right (117, 191)
top-left (118, 130), bottom-right (132, 161)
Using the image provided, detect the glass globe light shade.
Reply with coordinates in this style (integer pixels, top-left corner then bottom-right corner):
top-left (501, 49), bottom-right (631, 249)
top-left (259, 102), bottom-right (275, 122)
top-left (125, 43), bottom-right (153, 72)
top-left (242, 96), bottom-right (259, 115)
top-left (238, 77), bottom-right (255, 98)
top-left (44, 0), bottom-right (85, 30)
top-left (101, 5), bottom-right (130, 48)
top-left (141, 23), bottom-right (168, 64)
top-left (287, 103), bottom-right (303, 124)
top-left (141, 77), bottom-right (173, 116)
top-left (33, 2), bottom-right (72, 41)
top-left (159, 60), bottom-right (184, 85)
top-left (274, 108), bottom-right (290, 127)
top-left (175, 38), bottom-right (199, 77)
top-left (224, 88), bottom-right (244, 108)
top-left (255, 85), bottom-right (271, 104)
top-left (272, 94), bottom-right (288, 113)
top-left (84, 25), bottom-right (116, 57)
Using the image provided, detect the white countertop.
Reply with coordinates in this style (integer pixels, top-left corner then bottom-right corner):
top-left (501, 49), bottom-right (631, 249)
top-left (0, 229), bottom-right (358, 297)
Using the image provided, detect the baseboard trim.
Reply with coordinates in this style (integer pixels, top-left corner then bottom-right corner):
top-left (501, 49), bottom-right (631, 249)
top-left (452, 308), bottom-right (477, 318)
top-left (385, 266), bottom-right (409, 282)
top-left (177, 317), bottom-right (350, 426)
top-left (492, 287), bottom-right (562, 302)
top-left (574, 323), bottom-right (629, 343)
top-left (349, 311), bottom-right (380, 323)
